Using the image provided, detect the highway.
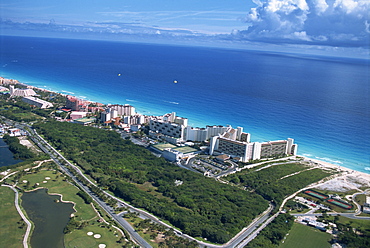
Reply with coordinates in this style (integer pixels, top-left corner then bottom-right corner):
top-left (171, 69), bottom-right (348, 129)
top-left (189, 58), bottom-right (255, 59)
top-left (15, 123), bottom-right (286, 248)
top-left (20, 124), bottom-right (152, 248)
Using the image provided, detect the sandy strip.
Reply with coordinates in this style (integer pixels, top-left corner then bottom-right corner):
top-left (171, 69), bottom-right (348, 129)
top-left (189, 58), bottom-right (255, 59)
top-left (299, 156), bottom-right (370, 192)
top-left (301, 156), bottom-right (370, 180)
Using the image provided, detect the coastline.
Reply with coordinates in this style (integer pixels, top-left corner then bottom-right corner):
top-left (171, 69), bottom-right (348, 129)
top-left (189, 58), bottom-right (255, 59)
top-left (302, 156), bottom-right (369, 178)
top-left (300, 156), bottom-right (370, 192)
top-left (1, 76), bottom-right (369, 175)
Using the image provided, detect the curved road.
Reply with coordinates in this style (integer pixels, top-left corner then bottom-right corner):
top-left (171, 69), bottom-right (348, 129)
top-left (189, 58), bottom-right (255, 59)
top-left (1, 185), bottom-right (32, 248)
top-left (22, 125), bottom-right (152, 247)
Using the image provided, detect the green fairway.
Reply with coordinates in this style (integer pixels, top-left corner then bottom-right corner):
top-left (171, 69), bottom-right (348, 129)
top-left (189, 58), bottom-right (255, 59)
top-left (279, 223), bottom-right (331, 248)
top-left (19, 169), bottom-right (97, 221)
top-left (0, 186), bottom-right (26, 248)
top-left (64, 223), bottom-right (124, 248)
top-left (10, 165), bottom-right (127, 247)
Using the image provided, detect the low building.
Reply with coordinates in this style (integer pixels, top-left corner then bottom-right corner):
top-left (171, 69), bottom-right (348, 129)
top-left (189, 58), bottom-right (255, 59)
top-left (162, 148), bottom-right (183, 162)
top-left (73, 117), bottom-right (96, 125)
top-left (70, 111), bottom-right (88, 120)
top-left (363, 206), bottom-right (370, 214)
top-left (364, 196), bottom-right (370, 207)
top-left (0, 86), bottom-right (9, 92)
top-left (8, 128), bottom-right (22, 136)
top-left (22, 96), bottom-right (54, 109)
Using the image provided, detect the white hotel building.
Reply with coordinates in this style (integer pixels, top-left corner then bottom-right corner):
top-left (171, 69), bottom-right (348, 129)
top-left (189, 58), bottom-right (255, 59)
top-left (209, 129), bottom-right (297, 162)
top-left (22, 96), bottom-right (54, 109)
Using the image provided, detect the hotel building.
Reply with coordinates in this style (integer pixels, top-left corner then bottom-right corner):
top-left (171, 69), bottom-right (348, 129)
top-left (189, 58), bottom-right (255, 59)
top-left (108, 104), bottom-right (136, 116)
top-left (22, 96), bottom-right (54, 109)
top-left (209, 128), bottom-right (297, 162)
top-left (149, 112), bottom-right (188, 144)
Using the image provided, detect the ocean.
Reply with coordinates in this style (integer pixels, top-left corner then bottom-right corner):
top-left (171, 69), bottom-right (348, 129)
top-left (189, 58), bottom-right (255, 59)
top-left (0, 36), bottom-right (369, 173)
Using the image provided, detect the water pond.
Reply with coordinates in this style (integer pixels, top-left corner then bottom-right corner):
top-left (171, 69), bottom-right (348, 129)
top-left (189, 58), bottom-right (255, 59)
top-left (0, 138), bottom-right (23, 167)
top-left (21, 188), bottom-right (75, 248)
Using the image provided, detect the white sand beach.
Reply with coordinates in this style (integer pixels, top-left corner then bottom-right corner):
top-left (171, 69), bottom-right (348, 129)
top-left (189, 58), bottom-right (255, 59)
top-left (301, 156), bottom-right (370, 192)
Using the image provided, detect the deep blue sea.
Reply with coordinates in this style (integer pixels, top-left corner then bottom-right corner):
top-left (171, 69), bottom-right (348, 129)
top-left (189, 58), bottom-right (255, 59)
top-left (0, 36), bottom-right (369, 173)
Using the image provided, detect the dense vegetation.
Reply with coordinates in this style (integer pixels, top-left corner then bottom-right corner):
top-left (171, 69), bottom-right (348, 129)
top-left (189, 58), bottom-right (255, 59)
top-left (246, 214), bottom-right (294, 248)
top-left (321, 215), bottom-right (370, 248)
top-left (0, 92), bottom-right (64, 122)
top-left (225, 164), bottom-right (332, 206)
top-left (3, 134), bottom-right (36, 160)
top-left (76, 190), bottom-right (92, 204)
top-left (34, 121), bottom-right (269, 244)
top-left (336, 226), bottom-right (370, 248)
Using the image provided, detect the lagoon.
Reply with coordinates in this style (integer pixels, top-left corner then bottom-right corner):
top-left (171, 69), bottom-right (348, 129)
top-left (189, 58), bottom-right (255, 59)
top-left (21, 188), bottom-right (74, 248)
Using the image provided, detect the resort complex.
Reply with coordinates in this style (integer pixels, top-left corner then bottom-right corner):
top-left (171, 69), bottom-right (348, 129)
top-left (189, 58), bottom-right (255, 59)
top-left (1, 78), bottom-right (369, 248)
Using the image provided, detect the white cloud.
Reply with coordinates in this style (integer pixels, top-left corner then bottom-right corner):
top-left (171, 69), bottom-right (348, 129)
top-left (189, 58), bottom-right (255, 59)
top-left (240, 0), bottom-right (370, 46)
top-left (313, 0), bottom-right (329, 14)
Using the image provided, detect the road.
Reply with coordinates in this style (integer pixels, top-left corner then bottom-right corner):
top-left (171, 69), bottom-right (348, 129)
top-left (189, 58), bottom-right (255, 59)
top-left (1, 185), bottom-right (32, 248)
top-left (291, 212), bottom-right (370, 220)
top-left (21, 124), bottom-right (152, 248)
top-left (15, 123), bottom-right (292, 248)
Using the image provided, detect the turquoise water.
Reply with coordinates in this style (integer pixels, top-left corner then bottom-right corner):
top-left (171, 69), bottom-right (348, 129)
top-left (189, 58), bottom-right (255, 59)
top-left (0, 36), bottom-right (369, 173)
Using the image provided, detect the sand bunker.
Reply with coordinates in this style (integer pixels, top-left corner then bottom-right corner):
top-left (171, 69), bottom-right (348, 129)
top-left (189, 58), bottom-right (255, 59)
top-left (87, 231), bottom-right (93, 236)
top-left (94, 234), bottom-right (101, 239)
top-left (45, 177), bottom-right (51, 180)
top-left (98, 244), bottom-right (106, 248)
top-left (22, 180), bottom-right (28, 183)
top-left (42, 181), bottom-right (47, 183)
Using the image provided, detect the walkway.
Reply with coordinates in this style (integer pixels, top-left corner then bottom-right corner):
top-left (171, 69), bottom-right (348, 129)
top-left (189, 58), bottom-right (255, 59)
top-left (1, 185), bottom-right (32, 248)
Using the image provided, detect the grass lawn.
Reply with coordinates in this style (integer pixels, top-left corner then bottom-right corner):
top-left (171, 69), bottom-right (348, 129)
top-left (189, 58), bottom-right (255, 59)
top-left (355, 194), bottom-right (366, 206)
top-left (14, 167), bottom-right (127, 247)
top-left (336, 215), bottom-right (370, 230)
top-left (64, 222), bottom-right (123, 248)
top-left (0, 186), bottom-right (26, 248)
top-left (19, 169), bottom-right (97, 221)
top-left (279, 223), bottom-right (331, 248)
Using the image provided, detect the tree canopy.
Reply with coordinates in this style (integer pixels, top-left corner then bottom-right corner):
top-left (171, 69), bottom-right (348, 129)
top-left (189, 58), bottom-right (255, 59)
top-left (34, 121), bottom-right (268, 244)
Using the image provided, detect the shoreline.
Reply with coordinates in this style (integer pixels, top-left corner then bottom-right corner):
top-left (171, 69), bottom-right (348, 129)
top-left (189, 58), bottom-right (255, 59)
top-left (1, 76), bottom-right (369, 175)
top-left (24, 187), bottom-right (78, 214)
top-left (301, 156), bottom-right (369, 178)
top-left (300, 156), bottom-right (370, 192)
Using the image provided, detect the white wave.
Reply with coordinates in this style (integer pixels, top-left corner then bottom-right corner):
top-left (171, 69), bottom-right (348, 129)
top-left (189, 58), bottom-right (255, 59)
top-left (61, 90), bottom-right (75, 95)
top-left (2, 64), bottom-right (7, 67)
top-left (364, 167), bottom-right (370, 171)
top-left (164, 100), bottom-right (179, 105)
top-left (315, 156), bottom-right (343, 164)
top-left (302, 153), bottom-right (313, 157)
top-left (126, 99), bottom-right (138, 102)
top-left (78, 96), bottom-right (87, 99)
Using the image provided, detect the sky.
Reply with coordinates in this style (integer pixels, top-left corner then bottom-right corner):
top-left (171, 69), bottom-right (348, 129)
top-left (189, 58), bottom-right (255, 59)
top-left (0, 0), bottom-right (369, 57)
